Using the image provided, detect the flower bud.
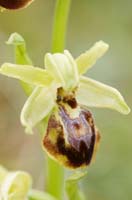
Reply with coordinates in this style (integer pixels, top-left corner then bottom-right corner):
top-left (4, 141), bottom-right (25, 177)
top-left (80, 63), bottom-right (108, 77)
top-left (0, 171), bottom-right (32, 199)
top-left (0, 0), bottom-right (34, 10)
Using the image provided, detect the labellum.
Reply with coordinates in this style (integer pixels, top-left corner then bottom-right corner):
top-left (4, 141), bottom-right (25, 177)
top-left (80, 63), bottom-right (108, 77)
top-left (43, 88), bottom-right (100, 169)
top-left (0, 0), bottom-right (34, 9)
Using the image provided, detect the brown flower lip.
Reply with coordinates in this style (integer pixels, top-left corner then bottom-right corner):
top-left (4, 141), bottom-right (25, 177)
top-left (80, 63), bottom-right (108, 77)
top-left (43, 105), bottom-right (100, 169)
top-left (0, 0), bottom-right (34, 10)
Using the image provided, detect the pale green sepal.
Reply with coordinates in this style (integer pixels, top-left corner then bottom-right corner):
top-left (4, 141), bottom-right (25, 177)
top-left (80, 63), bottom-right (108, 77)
top-left (76, 41), bottom-right (109, 74)
top-left (38, 112), bottom-right (52, 138)
top-left (64, 50), bottom-right (79, 86)
top-left (21, 84), bottom-right (56, 134)
top-left (0, 171), bottom-right (32, 200)
top-left (45, 53), bottom-right (65, 86)
top-left (7, 32), bottom-right (34, 95)
top-left (0, 63), bottom-right (53, 87)
top-left (20, 81), bottom-right (34, 96)
top-left (66, 171), bottom-right (87, 200)
top-left (45, 50), bottom-right (79, 90)
top-left (28, 189), bottom-right (57, 200)
top-left (77, 76), bottom-right (130, 114)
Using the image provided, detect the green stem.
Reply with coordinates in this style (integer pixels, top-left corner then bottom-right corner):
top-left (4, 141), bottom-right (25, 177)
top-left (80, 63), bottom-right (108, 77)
top-left (28, 189), bottom-right (57, 200)
top-left (46, 0), bottom-right (71, 200)
top-left (52, 0), bottom-right (71, 53)
top-left (46, 157), bottom-right (64, 200)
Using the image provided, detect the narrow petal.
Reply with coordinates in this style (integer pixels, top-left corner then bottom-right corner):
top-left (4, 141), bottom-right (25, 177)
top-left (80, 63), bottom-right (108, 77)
top-left (45, 50), bottom-right (79, 90)
top-left (77, 76), bottom-right (130, 114)
top-left (7, 32), bottom-right (34, 95)
top-left (76, 41), bottom-right (109, 74)
top-left (0, 63), bottom-right (53, 87)
top-left (21, 85), bottom-right (56, 133)
top-left (1, 171), bottom-right (32, 200)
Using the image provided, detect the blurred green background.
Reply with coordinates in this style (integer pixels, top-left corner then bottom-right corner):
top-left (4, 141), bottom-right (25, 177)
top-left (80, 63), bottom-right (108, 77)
top-left (0, 0), bottom-right (132, 199)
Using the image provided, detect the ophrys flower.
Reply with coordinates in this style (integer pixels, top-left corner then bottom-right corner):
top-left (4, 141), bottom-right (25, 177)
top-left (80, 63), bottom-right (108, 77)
top-left (0, 165), bottom-right (32, 200)
top-left (0, 33), bottom-right (130, 168)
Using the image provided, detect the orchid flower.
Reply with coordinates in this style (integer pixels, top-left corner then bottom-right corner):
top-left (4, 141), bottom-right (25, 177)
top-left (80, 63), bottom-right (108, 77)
top-left (0, 165), bottom-right (32, 200)
top-left (0, 165), bottom-right (58, 200)
top-left (0, 33), bottom-right (130, 168)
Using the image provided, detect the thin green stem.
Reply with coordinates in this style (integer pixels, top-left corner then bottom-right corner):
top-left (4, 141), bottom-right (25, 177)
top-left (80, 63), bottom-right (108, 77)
top-left (52, 0), bottom-right (71, 53)
top-left (28, 189), bottom-right (57, 200)
top-left (46, 157), bottom-right (64, 200)
top-left (46, 0), bottom-right (71, 200)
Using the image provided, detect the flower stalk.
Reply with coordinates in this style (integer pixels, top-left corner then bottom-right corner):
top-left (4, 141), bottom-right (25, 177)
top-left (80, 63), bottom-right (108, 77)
top-left (52, 0), bottom-right (71, 53)
top-left (46, 0), bottom-right (71, 199)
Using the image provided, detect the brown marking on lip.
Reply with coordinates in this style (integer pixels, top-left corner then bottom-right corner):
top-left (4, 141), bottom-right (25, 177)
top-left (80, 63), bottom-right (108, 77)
top-left (43, 107), bottom-right (100, 169)
top-left (56, 87), bottom-right (77, 109)
top-left (0, 0), bottom-right (34, 9)
top-left (63, 98), bottom-right (77, 108)
top-left (57, 128), bottom-right (95, 168)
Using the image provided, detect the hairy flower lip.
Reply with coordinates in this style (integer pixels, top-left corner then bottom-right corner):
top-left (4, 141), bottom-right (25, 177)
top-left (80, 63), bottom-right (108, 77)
top-left (43, 105), bottom-right (100, 169)
top-left (0, 0), bottom-right (34, 10)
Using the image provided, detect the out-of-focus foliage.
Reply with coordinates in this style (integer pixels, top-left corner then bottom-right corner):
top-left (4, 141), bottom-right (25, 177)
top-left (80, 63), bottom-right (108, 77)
top-left (0, 0), bottom-right (132, 199)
